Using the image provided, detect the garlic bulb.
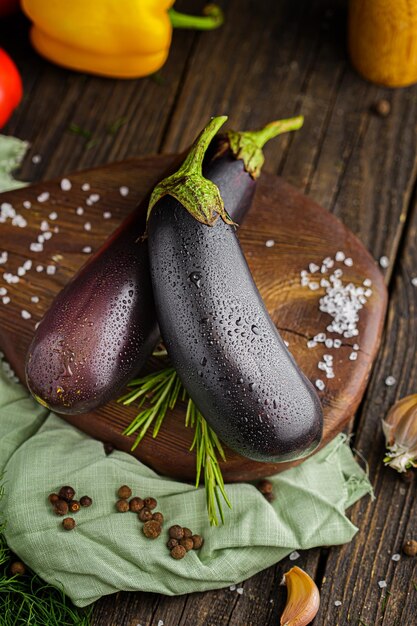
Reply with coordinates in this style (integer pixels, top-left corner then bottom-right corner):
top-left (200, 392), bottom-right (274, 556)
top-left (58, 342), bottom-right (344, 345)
top-left (382, 394), bottom-right (417, 472)
top-left (280, 566), bottom-right (320, 626)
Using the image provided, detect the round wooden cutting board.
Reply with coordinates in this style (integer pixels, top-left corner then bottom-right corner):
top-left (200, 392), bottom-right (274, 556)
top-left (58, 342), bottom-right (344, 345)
top-left (0, 154), bottom-right (387, 482)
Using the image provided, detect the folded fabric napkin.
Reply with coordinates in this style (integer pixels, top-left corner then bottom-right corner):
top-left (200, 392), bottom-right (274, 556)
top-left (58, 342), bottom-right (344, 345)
top-left (0, 360), bottom-right (372, 607)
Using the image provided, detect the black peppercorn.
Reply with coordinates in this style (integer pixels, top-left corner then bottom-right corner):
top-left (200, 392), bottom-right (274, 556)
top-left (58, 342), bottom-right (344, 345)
top-left (180, 537), bottom-right (194, 552)
top-left (167, 538), bottom-right (178, 550)
top-left (68, 500), bottom-right (81, 513)
top-left (103, 442), bottom-right (114, 455)
top-left (143, 497), bottom-right (157, 510)
top-left (169, 525), bottom-right (184, 540)
top-left (129, 497), bottom-right (144, 513)
top-left (182, 527), bottom-right (192, 538)
top-left (10, 561), bottom-right (26, 575)
top-left (138, 507), bottom-right (153, 522)
top-left (58, 486), bottom-right (75, 502)
top-left (171, 545), bottom-right (186, 560)
top-left (143, 520), bottom-right (162, 539)
top-left (80, 495), bottom-right (92, 507)
top-left (62, 518), bottom-right (76, 531)
top-left (116, 499), bottom-right (129, 513)
top-left (192, 534), bottom-right (204, 550)
top-left (117, 485), bottom-right (132, 499)
top-left (53, 499), bottom-right (69, 516)
top-left (152, 512), bottom-right (164, 525)
top-left (372, 99), bottom-right (391, 118)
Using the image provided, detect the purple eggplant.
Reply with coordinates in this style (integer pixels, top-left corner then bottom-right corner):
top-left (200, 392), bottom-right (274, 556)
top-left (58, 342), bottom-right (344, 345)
top-left (147, 116), bottom-right (323, 463)
top-left (25, 127), bottom-right (260, 414)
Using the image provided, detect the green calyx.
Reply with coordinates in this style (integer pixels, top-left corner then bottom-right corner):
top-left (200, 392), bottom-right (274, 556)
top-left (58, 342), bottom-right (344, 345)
top-left (226, 115), bottom-right (304, 179)
top-left (169, 4), bottom-right (224, 30)
top-left (148, 115), bottom-right (234, 227)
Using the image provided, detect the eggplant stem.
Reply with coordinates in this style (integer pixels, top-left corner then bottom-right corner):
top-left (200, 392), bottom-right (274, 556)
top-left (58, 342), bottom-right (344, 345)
top-left (148, 116), bottom-right (235, 226)
top-left (169, 5), bottom-right (224, 30)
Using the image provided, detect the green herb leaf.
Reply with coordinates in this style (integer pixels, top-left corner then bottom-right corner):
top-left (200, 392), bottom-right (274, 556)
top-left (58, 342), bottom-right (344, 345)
top-left (68, 123), bottom-right (92, 140)
top-left (107, 117), bottom-right (128, 135)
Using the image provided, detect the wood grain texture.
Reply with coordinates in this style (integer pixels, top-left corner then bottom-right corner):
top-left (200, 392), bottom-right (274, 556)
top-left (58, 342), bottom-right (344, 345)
top-left (0, 155), bottom-right (387, 481)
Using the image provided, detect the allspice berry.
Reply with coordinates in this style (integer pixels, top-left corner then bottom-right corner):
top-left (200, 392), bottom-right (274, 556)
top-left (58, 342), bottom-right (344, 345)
top-left (152, 512), bottom-right (164, 525)
top-left (373, 99), bottom-right (391, 118)
top-left (117, 485), bottom-right (132, 500)
top-left (138, 507), bottom-right (153, 522)
top-left (80, 496), bottom-right (92, 508)
top-left (182, 527), bottom-right (192, 538)
top-left (143, 497), bottom-right (157, 510)
top-left (129, 497), bottom-right (144, 513)
top-left (53, 499), bottom-right (69, 516)
top-left (10, 561), bottom-right (26, 575)
top-left (62, 518), bottom-right (76, 531)
top-left (143, 520), bottom-right (162, 539)
top-left (169, 525), bottom-right (184, 540)
top-left (180, 537), bottom-right (194, 552)
top-left (48, 493), bottom-right (60, 505)
top-left (167, 538), bottom-right (178, 550)
top-left (192, 534), bottom-right (204, 550)
top-left (116, 499), bottom-right (130, 513)
top-left (58, 486), bottom-right (75, 502)
top-left (403, 539), bottom-right (417, 557)
top-left (68, 500), bottom-right (81, 514)
top-left (257, 479), bottom-right (273, 495)
top-left (170, 544), bottom-right (186, 560)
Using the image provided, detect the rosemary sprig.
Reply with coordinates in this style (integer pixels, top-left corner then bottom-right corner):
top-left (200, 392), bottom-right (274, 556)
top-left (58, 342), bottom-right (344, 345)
top-left (118, 367), bottom-right (231, 525)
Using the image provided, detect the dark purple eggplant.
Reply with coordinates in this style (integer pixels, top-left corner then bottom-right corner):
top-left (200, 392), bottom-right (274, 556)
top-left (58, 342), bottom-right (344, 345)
top-left (148, 116), bottom-right (323, 463)
top-left (25, 127), bottom-right (259, 414)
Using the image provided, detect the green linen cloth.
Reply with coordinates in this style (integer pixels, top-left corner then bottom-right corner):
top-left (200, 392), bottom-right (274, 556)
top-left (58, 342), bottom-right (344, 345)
top-left (0, 134), bottom-right (372, 608)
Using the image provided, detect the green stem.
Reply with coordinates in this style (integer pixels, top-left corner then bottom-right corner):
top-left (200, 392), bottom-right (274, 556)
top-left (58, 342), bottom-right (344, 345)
top-left (227, 115), bottom-right (304, 179)
top-left (169, 5), bottom-right (224, 30)
top-left (148, 116), bottom-right (233, 226)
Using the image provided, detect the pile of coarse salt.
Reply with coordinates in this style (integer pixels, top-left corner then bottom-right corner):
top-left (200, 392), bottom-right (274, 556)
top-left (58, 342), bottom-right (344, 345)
top-left (300, 251), bottom-right (373, 391)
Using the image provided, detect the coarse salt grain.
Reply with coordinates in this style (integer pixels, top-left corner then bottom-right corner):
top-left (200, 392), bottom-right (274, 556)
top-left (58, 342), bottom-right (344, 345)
top-left (119, 186), bottom-right (129, 197)
top-left (385, 376), bottom-right (396, 387)
top-left (46, 265), bottom-right (56, 275)
top-left (40, 220), bottom-right (49, 232)
top-left (349, 352), bottom-right (358, 361)
top-left (30, 243), bottom-right (43, 252)
top-left (229, 585), bottom-right (236, 591)
top-left (21, 310), bottom-right (31, 320)
top-left (81, 183), bottom-right (90, 191)
top-left (31, 296), bottom-right (39, 303)
top-left (84, 221), bottom-right (92, 231)
top-left (23, 260), bottom-right (32, 271)
top-left (309, 262), bottom-right (320, 273)
top-left (307, 340), bottom-right (317, 349)
top-left (103, 211), bottom-right (112, 219)
top-left (31, 154), bottom-right (42, 164)
top-left (49, 211), bottom-right (58, 221)
top-left (37, 192), bottom-right (50, 203)
top-left (344, 257), bottom-right (353, 267)
top-left (17, 267), bottom-right (26, 277)
top-left (391, 554), bottom-right (400, 562)
top-left (76, 207), bottom-right (84, 215)
top-left (315, 379), bottom-right (325, 391)
top-left (379, 256), bottom-right (389, 269)
top-left (289, 551), bottom-right (300, 561)
top-left (363, 278), bottom-right (372, 287)
top-left (36, 265), bottom-right (43, 272)
top-left (333, 339), bottom-right (342, 348)
top-left (412, 277), bottom-right (417, 286)
top-left (2, 296), bottom-right (10, 304)
top-left (334, 601), bottom-right (342, 607)
top-left (60, 178), bottom-right (72, 191)
top-left (335, 251), bottom-right (345, 262)
top-left (43, 231), bottom-right (52, 240)
top-left (82, 246), bottom-right (92, 254)
top-left (37, 235), bottom-right (45, 244)
top-left (0, 251), bottom-right (8, 264)
top-left (378, 580), bottom-right (387, 589)
top-left (236, 588), bottom-right (244, 595)
top-left (157, 621), bottom-right (164, 626)
top-left (265, 239), bottom-right (275, 247)
top-left (309, 282), bottom-right (319, 291)
top-left (23, 201), bottom-right (31, 209)
top-left (0, 288), bottom-right (6, 296)
top-left (89, 193), bottom-right (100, 203)
top-left (353, 344), bottom-right (359, 350)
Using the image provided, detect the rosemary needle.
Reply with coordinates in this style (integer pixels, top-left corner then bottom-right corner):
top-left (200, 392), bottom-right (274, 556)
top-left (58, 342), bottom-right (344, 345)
top-left (119, 367), bottom-right (231, 525)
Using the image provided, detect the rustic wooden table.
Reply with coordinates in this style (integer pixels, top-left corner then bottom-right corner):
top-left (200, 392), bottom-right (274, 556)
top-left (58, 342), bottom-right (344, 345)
top-left (2, 1), bottom-right (417, 624)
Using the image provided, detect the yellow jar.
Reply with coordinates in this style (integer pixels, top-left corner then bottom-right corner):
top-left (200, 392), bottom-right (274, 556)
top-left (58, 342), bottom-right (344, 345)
top-left (348, 0), bottom-right (417, 87)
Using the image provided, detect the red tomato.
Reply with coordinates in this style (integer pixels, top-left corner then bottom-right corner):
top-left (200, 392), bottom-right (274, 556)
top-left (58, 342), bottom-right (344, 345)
top-left (0, 49), bottom-right (23, 127)
top-left (0, 0), bottom-right (20, 17)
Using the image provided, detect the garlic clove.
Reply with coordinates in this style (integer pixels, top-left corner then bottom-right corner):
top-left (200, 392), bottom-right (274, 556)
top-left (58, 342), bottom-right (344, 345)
top-left (280, 566), bottom-right (320, 626)
top-left (382, 394), bottom-right (417, 472)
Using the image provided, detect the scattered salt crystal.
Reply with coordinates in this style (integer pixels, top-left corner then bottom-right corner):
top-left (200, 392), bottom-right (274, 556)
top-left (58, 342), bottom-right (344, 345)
top-left (333, 339), bottom-right (342, 348)
top-left (81, 183), bottom-right (90, 191)
top-left (36, 265), bottom-right (43, 272)
top-left (301, 277), bottom-right (310, 287)
top-left (89, 193), bottom-right (100, 203)
top-left (363, 278), bottom-right (372, 287)
top-left (37, 234), bottom-right (45, 244)
top-left (307, 340), bottom-right (317, 349)
top-left (84, 221), bottom-right (92, 231)
top-left (35, 321), bottom-right (40, 329)
top-left (46, 265), bottom-right (56, 275)
top-left (54, 226), bottom-right (59, 233)
top-left (119, 186), bottom-right (129, 197)
top-left (320, 278), bottom-right (330, 288)
top-left (21, 310), bottom-right (31, 320)
top-left (76, 207), bottom-right (84, 216)
top-left (378, 580), bottom-right (387, 589)
top-left (364, 289), bottom-right (373, 298)
top-left (49, 211), bottom-right (58, 221)
top-left (308, 282), bottom-right (319, 291)
top-left (315, 379), bottom-right (325, 391)
top-left (284, 340), bottom-right (289, 347)
top-left (323, 354), bottom-right (333, 363)
top-left (82, 246), bottom-right (92, 254)
top-left (86, 199), bottom-right (93, 206)
top-left (325, 338), bottom-right (333, 348)
top-left (314, 333), bottom-right (326, 342)
top-left (0, 251), bottom-right (8, 264)
top-left (2, 296), bottom-right (10, 304)
top-left (40, 220), bottom-right (49, 232)
top-left (379, 256), bottom-right (389, 269)
top-left (60, 178), bottom-right (72, 191)
top-left (334, 601), bottom-right (342, 607)
top-left (23, 260), bottom-right (32, 270)
top-left (0, 288), bottom-right (6, 296)
top-left (23, 200), bottom-right (32, 209)
top-left (236, 587), bottom-right (244, 595)
top-left (43, 231), bottom-right (52, 240)
top-left (335, 251), bottom-right (345, 262)
top-left (326, 371), bottom-right (335, 379)
top-left (391, 553), bottom-right (400, 562)
top-left (344, 257), bottom-right (353, 267)
top-left (353, 344), bottom-right (359, 351)
top-left (318, 362), bottom-right (327, 371)
top-left (17, 267), bottom-right (26, 277)
top-left (229, 585), bottom-right (236, 591)
top-left (349, 352), bottom-right (358, 361)
top-left (37, 192), bottom-right (50, 203)
top-left (30, 242), bottom-right (43, 252)
top-left (103, 211), bottom-right (112, 219)
top-left (265, 239), bottom-right (275, 247)
top-left (289, 551), bottom-right (300, 561)
top-left (411, 277), bottom-right (417, 287)
top-left (309, 262), bottom-right (320, 273)
top-left (385, 376), bottom-right (396, 387)
top-left (31, 296), bottom-right (39, 303)
top-left (31, 154), bottom-right (42, 164)
top-left (157, 621), bottom-right (164, 626)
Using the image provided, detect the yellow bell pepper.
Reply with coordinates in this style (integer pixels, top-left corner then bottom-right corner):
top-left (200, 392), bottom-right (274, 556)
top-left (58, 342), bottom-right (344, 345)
top-left (21, 1), bottom-right (223, 79)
